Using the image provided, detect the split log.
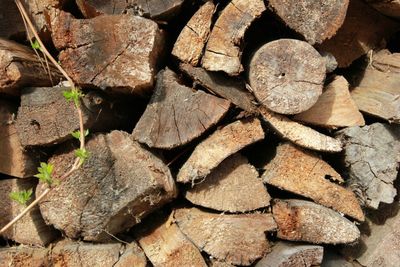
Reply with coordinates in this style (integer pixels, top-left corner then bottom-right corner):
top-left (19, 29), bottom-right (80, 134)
top-left (185, 154), bottom-right (271, 212)
top-left (76, 0), bottom-right (185, 21)
top-left (172, 1), bottom-right (215, 66)
top-left (15, 87), bottom-right (131, 147)
top-left (0, 38), bottom-right (61, 96)
top-left (316, 0), bottom-right (399, 68)
top-left (0, 0), bottom-right (25, 39)
top-left (337, 123), bottom-right (400, 209)
top-left (263, 143), bottom-right (364, 221)
top-left (0, 246), bottom-right (49, 267)
top-left (255, 241), bottom-right (324, 267)
top-left (365, 0), bottom-right (400, 19)
top-left (0, 178), bottom-right (58, 246)
top-left (136, 214), bottom-right (207, 267)
top-left (132, 68), bottom-right (230, 149)
top-left (350, 50), bottom-right (400, 123)
top-left (201, 0), bottom-right (266, 75)
top-left (37, 131), bottom-right (176, 241)
top-left (249, 39), bottom-right (326, 115)
top-left (177, 118), bottom-right (264, 184)
top-left (268, 0), bottom-right (349, 44)
top-left (272, 199), bottom-right (360, 244)
top-left (51, 11), bottom-right (164, 95)
top-left (294, 76), bottom-right (365, 128)
top-left (174, 207), bottom-right (277, 266)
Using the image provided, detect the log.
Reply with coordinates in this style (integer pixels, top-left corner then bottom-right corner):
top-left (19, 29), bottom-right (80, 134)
top-left (174, 207), bottom-right (277, 266)
top-left (249, 39), bottom-right (326, 115)
top-left (136, 213), bottom-right (207, 267)
top-left (15, 87), bottom-right (131, 147)
top-left (172, 1), bottom-right (215, 66)
top-left (76, 0), bottom-right (185, 21)
top-left (51, 11), bottom-right (164, 95)
top-left (0, 99), bottom-right (40, 178)
top-left (316, 0), bottom-right (399, 68)
top-left (0, 246), bottom-right (49, 267)
top-left (208, 260), bottom-right (235, 267)
top-left (0, 38), bottom-right (61, 96)
top-left (37, 131), bottom-right (176, 241)
top-left (177, 118), bottom-right (264, 184)
top-left (294, 76), bottom-right (365, 128)
top-left (255, 241), bottom-right (324, 267)
top-left (0, 0), bottom-right (25, 39)
top-left (263, 143), bottom-right (364, 221)
top-left (350, 50), bottom-right (400, 123)
top-left (337, 123), bottom-right (400, 209)
top-left (132, 68), bottom-right (230, 149)
top-left (201, 0), bottom-right (266, 75)
top-left (272, 199), bottom-right (360, 244)
top-left (268, 0), bottom-right (349, 44)
top-left (0, 178), bottom-right (58, 246)
top-left (365, 0), bottom-right (400, 19)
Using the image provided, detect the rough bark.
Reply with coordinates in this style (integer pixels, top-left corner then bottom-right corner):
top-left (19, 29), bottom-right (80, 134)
top-left (268, 0), bottom-right (349, 44)
top-left (294, 76), bottom-right (365, 128)
top-left (0, 0), bottom-right (25, 39)
top-left (172, 1), bottom-right (215, 66)
top-left (51, 11), bottom-right (164, 95)
top-left (174, 207), bottom-right (277, 266)
top-left (37, 131), bottom-right (176, 241)
top-left (255, 241), bottom-right (324, 267)
top-left (272, 199), bottom-right (360, 244)
top-left (337, 123), bottom-right (400, 209)
top-left (365, 0), bottom-right (400, 19)
top-left (263, 143), bottom-right (364, 221)
top-left (132, 68), bottom-right (230, 149)
top-left (201, 0), bottom-right (266, 75)
top-left (249, 39), bottom-right (326, 115)
top-left (177, 118), bottom-right (264, 184)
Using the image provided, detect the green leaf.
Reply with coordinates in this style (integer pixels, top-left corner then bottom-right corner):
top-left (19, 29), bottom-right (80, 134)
top-left (71, 129), bottom-right (89, 140)
top-left (63, 87), bottom-right (84, 107)
top-left (75, 148), bottom-right (90, 165)
top-left (34, 162), bottom-right (54, 186)
top-left (31, 39), bottom-right (41, 51)
top-left (9, 188), bottom-right (33, 205)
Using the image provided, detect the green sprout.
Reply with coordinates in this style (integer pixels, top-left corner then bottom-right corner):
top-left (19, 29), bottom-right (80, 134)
top-left (31, 39), bottom-right (41, 51)
top-left (9, 189), bottom-right (33, 205)
top-left (63, 87), bottom-right (84, 107)
top-left (34, 162), bottom-right (54, 186)
top-left (75, 148), bottom-right (90, 165)
top-left (71, 129), bottom-right (89, 140)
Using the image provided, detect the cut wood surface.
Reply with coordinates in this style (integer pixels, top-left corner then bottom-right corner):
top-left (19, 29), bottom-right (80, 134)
top-left (201, 0), bottom-right (266, 75)
top-left (177, 118), bottom-right (264, 184)
top-left (365, 0), bottom-right (400, 19)
top-left (174, 207), bottom-right (277, 266)
top-left (132, 68), bottom-right (230, 149)
top-left (172, 1), bottom-right (215, 66)
top-left (263, 143), bottom-right (364, 221)
top-left (249, 39), bottom-right (326, 115)
top-left (0, 0), bottom-right (25, 39)
top-left (137, 214), bottom-right (207, 267)
top-left (268, 0), bottom-right (349, 44)
top-left (51, 11), bottom-right (164, 95)
top-left (0, 38), bottom-right (61, 96)
top-left (337, 123), bottom-right (400, 209)
top-left (350, 50), bottom-right (400, 123)
top-left (272, 199), bottom-right (360, 244)
top-left (294, 76), bottom-right (365, 128)
top-left (255, 241), bottom-right (324, 267)
top-left (0, 178), bottom-right (58, 246)
top-left (316, 0), bottom-right (399, 68)
top-left (185, 153), bottom-right (271, 212)
top-left (0, 99), bottom-right (40, 178)
top-left (37, 131), bottom-right (176, 241)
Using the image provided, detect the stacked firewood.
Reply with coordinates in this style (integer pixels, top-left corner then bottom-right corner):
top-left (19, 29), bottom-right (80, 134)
top-left (1, 0), bottom-right (400, 266)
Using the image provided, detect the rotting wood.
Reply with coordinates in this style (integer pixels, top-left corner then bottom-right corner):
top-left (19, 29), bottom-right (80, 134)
top-left (249, 39), bottom-right (326, 115)
top-left (263, 143), bottom-right (364, 221)
top-left (272, 199), bottom-right (360, 244)
top-left (174, 207), bottom-right (277, 266)
top-left (255, 241), bottom-right (324, 267)
top-left (37, 131), bottom-right (176, 241)
top-left (185, 153), bottom-right (271, 212)
top-left (365, 0), bottom-right (400, 19)
top-left (51, 11), bottom-right (164, 95)
top-left (177, 118), bottom-right (264, 184)
top-left (132, 68), bottom-right (230, 149)
top-left (268, 0), bottom-right (349, 44)
top-left (172, 1), bottom-right (215, 66)
top-left (201, 0), bottom-right (266, 75)
top-left (294, 75), bottom-right (365, 128)
top-left (337, 123), bottom-right (400, 209)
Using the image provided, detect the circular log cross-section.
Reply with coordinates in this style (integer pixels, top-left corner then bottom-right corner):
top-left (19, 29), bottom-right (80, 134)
top-left (249, 39), bottom-right (326, 115)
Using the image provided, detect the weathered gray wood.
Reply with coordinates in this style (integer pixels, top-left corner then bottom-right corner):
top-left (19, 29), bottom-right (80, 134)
top-left (365, 0), bottom-right (400, 19)
top-left (132, 68), bottom-right (230, 149)
top-left (37, 131), bottom-right (176, 241)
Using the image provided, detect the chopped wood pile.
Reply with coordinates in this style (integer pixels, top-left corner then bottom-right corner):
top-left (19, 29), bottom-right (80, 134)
top-left (1, 0), bottom-right (400, 266)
